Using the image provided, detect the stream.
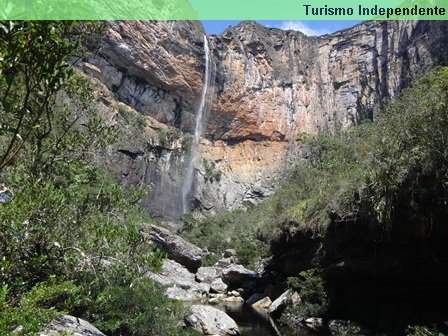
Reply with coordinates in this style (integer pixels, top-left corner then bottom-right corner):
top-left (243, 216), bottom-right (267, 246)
top-left (215, 302), bottom-right (329, 336)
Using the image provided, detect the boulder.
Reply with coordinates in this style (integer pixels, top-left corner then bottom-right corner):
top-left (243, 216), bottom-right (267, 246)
top-left (146, 225), bottom-right (204, 271)
top-left (196, 266), bottom-right (223, 283)
top-left (186, 305), bottom-right (240, 335)
top-left (268, 289), bottom-right (292, 316)
top-left (222, 265), bottom-right (260, 286)
top-left (252, 296), bottom-right (272, 310)
top-left (147, 259), bottom-right (209, 300)
top-left (166, 286), bottom-right (204, 301)
top-left (210, 278), bottom-right (228, 293)
top-left (39, 315), bottom-right (105, 336)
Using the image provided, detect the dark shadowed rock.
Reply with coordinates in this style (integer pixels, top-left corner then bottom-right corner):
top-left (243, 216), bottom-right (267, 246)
top-left (222, 264), bottom-right (260, 286)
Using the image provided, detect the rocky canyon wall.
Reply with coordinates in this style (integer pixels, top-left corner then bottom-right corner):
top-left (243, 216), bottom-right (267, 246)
top-left (80, 20), bottom-right (448, 221)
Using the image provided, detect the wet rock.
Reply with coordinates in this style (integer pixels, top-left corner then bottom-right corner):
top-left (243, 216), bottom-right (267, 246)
top-left (39, 315), bottom-right (105, 336)
top-left (222, 296), bottom-right (244, 303)
top-left (252, 296), bottom-right (272, 310)
top-left (146, 225), bottom-right (204, 271)
top-left (186, 305), bottom-right (240, 335)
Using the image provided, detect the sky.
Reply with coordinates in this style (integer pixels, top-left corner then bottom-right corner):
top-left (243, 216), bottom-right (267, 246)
top-left (202, 20), bottom-right (362, 36)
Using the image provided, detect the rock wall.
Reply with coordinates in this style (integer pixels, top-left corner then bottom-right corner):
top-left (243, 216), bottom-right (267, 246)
top-left (80, 20), bottom-right (448, 220)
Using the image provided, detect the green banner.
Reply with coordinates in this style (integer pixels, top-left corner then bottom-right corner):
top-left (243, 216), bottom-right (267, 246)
top-left (0, 0), bottom-right (447, 20)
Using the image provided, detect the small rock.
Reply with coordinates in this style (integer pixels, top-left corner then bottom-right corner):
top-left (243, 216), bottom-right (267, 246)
top-left (222, 296), bottom-right (244, 303)
top-left (210, 278), bottom-right (228, 293)
top-left (291, 291), bottom-right (301, 305)
top-left (186, 305), bottom-right (240, 335)
top-left (252, 296), bottom-right (272, 309)
top-left (208, 297), bottom-right (219, 304)
top-left (230, 290), bottom-right (240, 297)
top-left (214, 257), bottom-right (236, 268)
top-left (305, 317), bottom-right (324, 330)
top-left (224, 249), bottom-right (236, 258)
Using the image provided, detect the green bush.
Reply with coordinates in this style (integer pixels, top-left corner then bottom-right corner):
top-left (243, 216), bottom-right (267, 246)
top-left (0, 20), bottom-right (198, 336)
top-left (90, 278), bottom-right (200, 336)
top-left (280, 269), bottom-right (329, 325)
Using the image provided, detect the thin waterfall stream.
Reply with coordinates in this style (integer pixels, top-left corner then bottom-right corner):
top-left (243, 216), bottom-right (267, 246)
top-left (181, 35), bottom-right (213, 214)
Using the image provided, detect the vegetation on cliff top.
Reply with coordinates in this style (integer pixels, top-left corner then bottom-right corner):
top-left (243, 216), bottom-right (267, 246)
top-left (0, 21), bottom-right (198, 336)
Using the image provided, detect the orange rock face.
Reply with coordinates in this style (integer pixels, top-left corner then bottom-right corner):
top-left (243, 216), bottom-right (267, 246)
top-left (80, 20), bottom-right (448, 219)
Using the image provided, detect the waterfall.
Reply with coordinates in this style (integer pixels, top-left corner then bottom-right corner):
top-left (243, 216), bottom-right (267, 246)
top-left (181, 35), bottom-right (213, 214)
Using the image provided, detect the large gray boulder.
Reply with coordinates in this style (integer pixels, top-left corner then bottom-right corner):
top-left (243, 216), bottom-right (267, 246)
top-left (39, 315), bottom-right (105, 336)
top-left (185, 305), bottom-right (240, 335)
top-left (222, 264), bottom-right (260, 287)
top-left (146, 259), bottom-right (209, 301)
top-left (196, 266), bottom-right (223, 284)
top-left (210, 278), bottom-right (228, 293)
top-left (146, 225), bottom-right (204, 271)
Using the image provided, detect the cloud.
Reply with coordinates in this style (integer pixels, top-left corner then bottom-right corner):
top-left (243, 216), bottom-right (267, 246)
top-left (278, 21), bottom-right (330, 36)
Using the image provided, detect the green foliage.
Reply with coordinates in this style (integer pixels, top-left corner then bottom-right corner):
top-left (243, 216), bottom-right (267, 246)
top-left (194, 67), bottom-right (448, 249)
top-left (0, 20), bottom-right (196, 336)
top-left (157, 127), bottom-right (182, 148)
top-left (281, 269), bottom-right (329, 324)
top-left (0, 21), bottom-right (103, 172)
top-left (201, 254), bottom-right (221, 267)
top-left (91, 278), bottom-right (200, 336)
top-left (203, 158), bottom-right (221, 182)
top-left (406, 326), bottom-right (445, 336)
top-left (117, 104), bottom-right (146, 131)
top-left (182, 132), bottom-right (193, 150)
top-left (280, 269), bottom-right (329, 330)
top-left (0, 284), bottom-right (59, 335)
top-left (330, 321), bottom-right (363, 336)
top-left (183, 209), bottom-right (269, 269)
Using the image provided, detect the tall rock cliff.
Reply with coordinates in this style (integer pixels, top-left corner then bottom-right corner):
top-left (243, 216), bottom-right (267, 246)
top-left (80, 20), bottom-right (448, 221)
